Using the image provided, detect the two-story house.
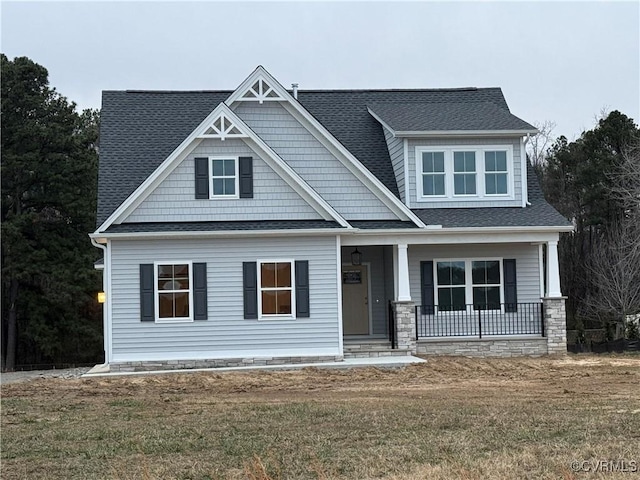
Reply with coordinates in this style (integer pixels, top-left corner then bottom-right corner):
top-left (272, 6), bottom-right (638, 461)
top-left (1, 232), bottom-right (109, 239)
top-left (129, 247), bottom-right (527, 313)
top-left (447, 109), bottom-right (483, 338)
top-left (91, 66), bottom-right (571, 372)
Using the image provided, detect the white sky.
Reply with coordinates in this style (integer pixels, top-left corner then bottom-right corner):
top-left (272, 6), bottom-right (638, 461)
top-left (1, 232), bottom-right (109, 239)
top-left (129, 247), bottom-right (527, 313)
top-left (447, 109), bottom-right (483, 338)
top-left (2, 1), bottom-right (639, 140)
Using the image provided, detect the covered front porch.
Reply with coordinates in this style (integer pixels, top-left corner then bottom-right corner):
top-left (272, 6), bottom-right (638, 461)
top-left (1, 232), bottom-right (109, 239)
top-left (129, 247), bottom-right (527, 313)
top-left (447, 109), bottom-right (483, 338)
top-left (339, 234), bottom-right (567, 357)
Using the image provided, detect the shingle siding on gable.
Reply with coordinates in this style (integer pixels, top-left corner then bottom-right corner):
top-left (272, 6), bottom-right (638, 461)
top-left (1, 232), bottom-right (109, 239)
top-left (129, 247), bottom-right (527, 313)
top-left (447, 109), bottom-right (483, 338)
top-left (124, 138), bottom-right (322, 223)
top-left (383, 127), bottom-right (406, 202)
top-left (233, 102), bottom-right (400, 221)
top-left (407, 137), bottom-right (523, 209)
top-left (110, 236), bottom-right (340, 362)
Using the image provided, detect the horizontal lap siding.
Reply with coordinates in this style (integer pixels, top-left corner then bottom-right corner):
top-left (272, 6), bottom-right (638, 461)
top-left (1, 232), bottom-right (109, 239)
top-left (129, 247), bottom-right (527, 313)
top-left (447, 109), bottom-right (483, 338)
top-left (234, 102), bottom-right (398, 220)
top-left (408, 243), bottom-right (541, 304)
top-left (383, 127), bottom-right (406, 202)
top-left (408, 137), bottom-right (522, 208)
top-left (110, 236), bottom-right (339, 361)
top-left (125, 138), bottom-right (321, 223)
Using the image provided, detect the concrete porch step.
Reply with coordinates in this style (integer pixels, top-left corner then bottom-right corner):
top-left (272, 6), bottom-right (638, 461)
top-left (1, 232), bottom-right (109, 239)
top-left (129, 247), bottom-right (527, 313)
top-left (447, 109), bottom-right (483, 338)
top-left (343, 342), bottom-right (413, 358)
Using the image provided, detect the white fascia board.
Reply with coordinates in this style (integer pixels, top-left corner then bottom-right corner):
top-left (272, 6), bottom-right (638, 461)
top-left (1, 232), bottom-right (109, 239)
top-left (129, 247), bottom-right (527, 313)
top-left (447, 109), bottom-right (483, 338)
top-left (226, 66), bottom-right (425, 228)
top-left (340, 228), bottom-right (571, 246)
top-left (94, 101), bottom-right (350, 234)
top-left (394, 129), bottom-right (539, 137)
top-left (89, 228), bottom-right (344, 242)
top-left (367, 107), bottom-right (397, 136)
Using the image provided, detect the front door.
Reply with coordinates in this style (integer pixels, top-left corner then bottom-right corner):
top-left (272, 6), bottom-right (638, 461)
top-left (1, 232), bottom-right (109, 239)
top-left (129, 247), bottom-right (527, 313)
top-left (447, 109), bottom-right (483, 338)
top-left (342, 265), bottom-right (369, 335)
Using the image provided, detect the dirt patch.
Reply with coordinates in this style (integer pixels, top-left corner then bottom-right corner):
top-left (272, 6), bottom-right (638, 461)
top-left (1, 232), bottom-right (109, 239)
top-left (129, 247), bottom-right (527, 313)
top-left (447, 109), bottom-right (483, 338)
top-left (2, 355), bottom-right (639, 480)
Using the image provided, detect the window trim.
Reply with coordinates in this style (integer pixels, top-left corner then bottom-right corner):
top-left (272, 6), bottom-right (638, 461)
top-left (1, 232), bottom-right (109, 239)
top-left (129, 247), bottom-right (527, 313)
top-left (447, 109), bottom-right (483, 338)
top-left (209, 156), bottom-right (240, 199)
top-left (433, 258), bottom-right (505, 313)
top-left (153, 261), bottom-right (194, 323)
top-left (257, 259), bottom-right (296, 320)
top-left (415, 145), bottom-right (514, 201)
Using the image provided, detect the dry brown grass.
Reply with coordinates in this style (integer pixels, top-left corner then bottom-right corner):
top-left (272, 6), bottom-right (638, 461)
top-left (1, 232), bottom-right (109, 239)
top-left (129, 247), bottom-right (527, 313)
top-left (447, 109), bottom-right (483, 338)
top-left (2, 355), bottom-right (640, 479)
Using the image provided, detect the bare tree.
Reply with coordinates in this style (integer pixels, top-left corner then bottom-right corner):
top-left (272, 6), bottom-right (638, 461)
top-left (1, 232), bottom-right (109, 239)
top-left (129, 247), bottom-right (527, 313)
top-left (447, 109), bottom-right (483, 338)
top-left (527, 120), bottom-right (556, 167)
top-left (586, 143), bottom-right (640, 338)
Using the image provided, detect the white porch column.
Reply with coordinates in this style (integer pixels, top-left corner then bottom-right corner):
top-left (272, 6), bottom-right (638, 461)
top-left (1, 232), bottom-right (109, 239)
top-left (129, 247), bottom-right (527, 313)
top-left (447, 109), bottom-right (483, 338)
top-left (396, 243), bottom-right (411, 301)
top-left (546, 240), bottom-right (562, 297)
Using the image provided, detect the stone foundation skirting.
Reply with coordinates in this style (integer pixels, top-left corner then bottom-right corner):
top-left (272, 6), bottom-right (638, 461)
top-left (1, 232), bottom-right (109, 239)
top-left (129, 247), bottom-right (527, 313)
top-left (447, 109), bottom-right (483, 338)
top-left (110, 355), bottom-right (344, 373)
top-left (417, 337), bottom-right (548, 357)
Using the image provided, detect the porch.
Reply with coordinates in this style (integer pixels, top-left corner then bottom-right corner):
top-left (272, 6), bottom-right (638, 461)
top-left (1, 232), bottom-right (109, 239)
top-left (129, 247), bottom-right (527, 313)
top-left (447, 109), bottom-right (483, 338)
top-left (339, 238), bottom-right (567, 358)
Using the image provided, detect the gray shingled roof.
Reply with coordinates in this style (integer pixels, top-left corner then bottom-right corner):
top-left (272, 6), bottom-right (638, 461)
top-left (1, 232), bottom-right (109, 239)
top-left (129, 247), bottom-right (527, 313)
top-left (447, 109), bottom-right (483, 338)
top-left (411, 164), bottom-right (571, 228)
top-left (368, 102), bottom-right (536, 132)
top-left (97, 87), bottom-right (516, 226)
top-left (348, 220), bottom-right (419, 229)
top-left (105, 220), bottom-right (343, 233)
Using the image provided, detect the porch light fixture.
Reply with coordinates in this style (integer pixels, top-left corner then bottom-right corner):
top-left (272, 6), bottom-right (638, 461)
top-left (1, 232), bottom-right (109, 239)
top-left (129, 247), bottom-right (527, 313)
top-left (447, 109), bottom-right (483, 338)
top-left (351, 248), bottom-right (362, 266)
top-left (97, 291), bottom-right (106, 304)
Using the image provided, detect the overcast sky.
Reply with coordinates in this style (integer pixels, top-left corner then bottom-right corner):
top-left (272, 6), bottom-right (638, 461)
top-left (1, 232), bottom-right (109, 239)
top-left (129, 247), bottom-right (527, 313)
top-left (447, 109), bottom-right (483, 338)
top-left (2, 1), bottom-right (639, 140)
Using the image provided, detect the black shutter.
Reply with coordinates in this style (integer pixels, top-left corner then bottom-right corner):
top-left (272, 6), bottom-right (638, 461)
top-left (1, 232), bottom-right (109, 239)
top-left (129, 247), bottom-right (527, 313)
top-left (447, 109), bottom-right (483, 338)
top-left (140, 264), bottom-right (155, 322)
top-left (295, 261), bottom-right (310, 318)
top-left (239, 156), bottom-right (253, 198)
top-left (243, 262), bottom-right (258, 319)
top-left (504, 259), bottom-right (518, 312)
top-left (194, 157), bottom-right (209, 199)
top-left (193, 263), bottom-right (208, 320)
top-left (420, 261), bottom-right (435, 315)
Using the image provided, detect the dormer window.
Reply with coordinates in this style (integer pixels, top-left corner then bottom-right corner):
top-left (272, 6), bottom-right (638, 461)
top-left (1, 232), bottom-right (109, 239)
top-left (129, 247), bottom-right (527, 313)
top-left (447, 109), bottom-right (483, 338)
top-left (416, 146), bottom-right (513, 201)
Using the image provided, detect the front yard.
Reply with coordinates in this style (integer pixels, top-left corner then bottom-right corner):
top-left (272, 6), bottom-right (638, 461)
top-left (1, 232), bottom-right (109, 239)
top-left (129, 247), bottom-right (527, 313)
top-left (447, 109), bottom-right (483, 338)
top-left (2, 356), bottom-right (639, 479)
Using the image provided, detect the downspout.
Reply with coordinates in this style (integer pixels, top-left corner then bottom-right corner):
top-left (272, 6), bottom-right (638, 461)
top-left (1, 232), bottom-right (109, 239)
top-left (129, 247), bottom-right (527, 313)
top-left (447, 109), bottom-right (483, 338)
top-left (523, 134), bottom-right (531, 206)
top-left (91, 238), bottom-right (110, 366)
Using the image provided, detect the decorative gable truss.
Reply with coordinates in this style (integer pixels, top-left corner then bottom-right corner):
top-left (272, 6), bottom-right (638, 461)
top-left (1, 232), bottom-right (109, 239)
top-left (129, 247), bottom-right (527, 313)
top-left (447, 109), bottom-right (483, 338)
top-left (95, 102), bottom-right (350, 233)
top-left (199, 113), bottom-right (245, 141)
top-left (236, 77), bottom-right (285, 104)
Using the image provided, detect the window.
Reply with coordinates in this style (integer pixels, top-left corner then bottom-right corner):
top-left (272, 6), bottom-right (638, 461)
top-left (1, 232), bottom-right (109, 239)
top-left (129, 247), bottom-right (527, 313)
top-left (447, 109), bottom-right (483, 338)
top-left (453, 151), bottom-right (477, 195)
top-left (259, 261), bottom-right (294, 317)
top-left (437, 261), bottom-right (466, 311)
top-left (156, 263), bottom-right (191, 320)
top-left (471, 260), bottom-right (501, 309)
top-left (210, 157), bottom-right (238, 197)
top-left (421, 151), bottom-right (446, 196)
top-left (416, 146), bottom-right (512, 200)
top-left (434, 259), bottom-right (503, 311)
top-left (485, 151), bottom-right (508, 195)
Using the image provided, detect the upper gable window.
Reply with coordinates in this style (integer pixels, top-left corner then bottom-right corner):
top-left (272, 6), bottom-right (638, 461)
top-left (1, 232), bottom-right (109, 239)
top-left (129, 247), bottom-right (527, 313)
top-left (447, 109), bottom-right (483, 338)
top-left (416, 146), bottom-right (513, 201)
top-left (210, 157), bottom-right (238, 198)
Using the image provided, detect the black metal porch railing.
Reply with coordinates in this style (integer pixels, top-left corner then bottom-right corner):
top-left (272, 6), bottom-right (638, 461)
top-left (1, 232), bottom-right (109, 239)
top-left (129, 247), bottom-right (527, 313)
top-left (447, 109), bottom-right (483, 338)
top-left (415, 303), bottom-right (544, 339)
top-left (388, 300), bottom-right (397, 349)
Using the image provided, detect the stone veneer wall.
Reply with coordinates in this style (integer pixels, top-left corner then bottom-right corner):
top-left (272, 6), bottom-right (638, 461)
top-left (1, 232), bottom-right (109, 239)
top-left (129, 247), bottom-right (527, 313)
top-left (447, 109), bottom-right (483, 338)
top-left (543, 297), bottom-right (568, 355)
top-left (110, 355), bottom-right (344, 373)
top-left (417, 338), bottom-right (548, 357)
top-left (394, 301), bottom-right (417, 354)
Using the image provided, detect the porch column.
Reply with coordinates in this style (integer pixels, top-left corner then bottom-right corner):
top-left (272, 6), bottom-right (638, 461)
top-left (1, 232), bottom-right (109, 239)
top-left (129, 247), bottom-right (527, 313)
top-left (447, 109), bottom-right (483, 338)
top-left (396, 243), bottom-right (411, 302)
top-left (543, 239), bottom-right (567, 355)
top-left (546, 240), bottom-right (562, 297)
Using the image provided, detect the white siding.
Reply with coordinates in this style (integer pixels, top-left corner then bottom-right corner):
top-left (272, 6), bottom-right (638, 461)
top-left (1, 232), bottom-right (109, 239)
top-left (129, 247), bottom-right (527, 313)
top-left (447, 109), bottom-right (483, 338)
top-left (407, 137), bottom-right (523, 208)
top-left (234, 102), bottom-right (399, 220)
top-left (383, 127), bottom-right (406, 202)
top-left (125, 138), bottom-right (322, 223)
top-left (109, 236), bottom-right (340, 362)
top-left (408, 243), bottom-right (541, 304)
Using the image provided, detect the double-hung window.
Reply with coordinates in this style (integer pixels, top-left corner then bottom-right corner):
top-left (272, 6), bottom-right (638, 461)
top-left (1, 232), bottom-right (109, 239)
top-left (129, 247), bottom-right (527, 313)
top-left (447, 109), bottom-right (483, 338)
top-left (210, 157), bottom-right (238, 198)
top-left (421, 152), bottom-right (446, 196)
top-left (453, 151), bottom-right (477, 195)
top-left (156, 263), bottom-right (192, 321)
top-left (259, 261), bottom-right (294, 317)
top-left (416, 146), bottom-right (513, 200)
top-left (484, 151), bottom-right (508, 195)
top-left (434, 259), bottom-right (504, 311)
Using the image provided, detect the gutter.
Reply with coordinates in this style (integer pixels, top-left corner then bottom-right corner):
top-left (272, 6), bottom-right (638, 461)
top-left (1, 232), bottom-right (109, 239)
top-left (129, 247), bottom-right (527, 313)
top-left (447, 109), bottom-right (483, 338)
top-left (90, 238), bottom-right (110, 369)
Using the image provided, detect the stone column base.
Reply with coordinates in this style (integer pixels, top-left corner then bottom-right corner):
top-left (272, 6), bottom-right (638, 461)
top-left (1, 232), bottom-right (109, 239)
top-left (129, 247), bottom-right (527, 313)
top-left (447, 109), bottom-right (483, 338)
top-left (393, 301), bottom-right (417, 354)
top-left (543, 296), bottom-right (568, 355)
